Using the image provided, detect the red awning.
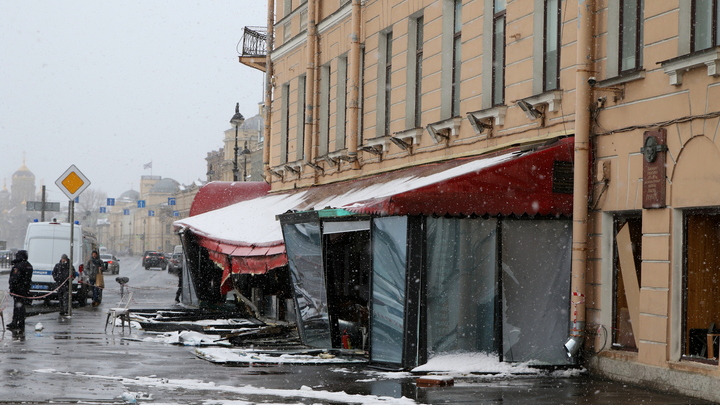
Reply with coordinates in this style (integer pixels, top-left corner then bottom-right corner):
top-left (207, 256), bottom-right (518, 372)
top-left (189, 181), bottom-right (270, 217)
top-left (345, 137), bottom-right (574, 216)
top-left (179, 137), bottom-right (575, 286)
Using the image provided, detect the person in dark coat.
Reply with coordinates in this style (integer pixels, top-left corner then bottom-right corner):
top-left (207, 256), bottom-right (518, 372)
top-left (7, 250), bottom-right (33, 330)
top-left (52, 254), bottom-right (74, 316)
top-left (86, 250), bottom-right (104, 306)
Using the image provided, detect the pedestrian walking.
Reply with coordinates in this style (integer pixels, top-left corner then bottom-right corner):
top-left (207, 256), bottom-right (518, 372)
top-left (86, 250), bottom-right (104, 306)
top-left (7, 250), bottom-right (33, 331)
top-left (52, 254), bottom-right (74, 316)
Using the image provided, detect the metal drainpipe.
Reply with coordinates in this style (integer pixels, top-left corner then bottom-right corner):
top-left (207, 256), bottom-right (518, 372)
top-left (263, 0), bottom-right (275, 178)
top-left (312, 0), bottom-right (322, 168)
top-left (346, 0), bottom-right (361, 160)
top-left (566, 0), bottom-right (594, 358)
top-left (303, 0), bottom-right (317, 166)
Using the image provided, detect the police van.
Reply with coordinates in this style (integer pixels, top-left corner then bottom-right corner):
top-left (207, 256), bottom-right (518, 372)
top-left (23, 221), bottom-right (98, 305)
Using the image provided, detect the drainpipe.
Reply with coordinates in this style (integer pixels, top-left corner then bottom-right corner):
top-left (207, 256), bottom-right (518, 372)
top-left (346, 0), bottom-right (361, 160)
top-left (312, 0), bottom-right (322, 166)
top-left (263, 0), bottom-right (275, 178)
top-left (303, 0), bottom-right (317, 166)
top-left (565, 0), bottom-right (594, 358)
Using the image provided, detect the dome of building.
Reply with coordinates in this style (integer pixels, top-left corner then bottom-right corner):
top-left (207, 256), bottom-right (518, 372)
top-left (12, 162), bottom-right (34, 180)
top-left (149, 178), bottom-right (180, 194)
top-left (118, 189), bottom-right (140, 202)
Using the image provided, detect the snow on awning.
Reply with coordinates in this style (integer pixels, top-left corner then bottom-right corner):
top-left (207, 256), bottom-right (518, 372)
top-left (188, 181), bottom-right (270, 217)
top-left (174, 137), bottom-right (574, 279)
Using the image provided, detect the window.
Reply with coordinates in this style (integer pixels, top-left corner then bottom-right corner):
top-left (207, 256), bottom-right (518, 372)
top-left (284, 0), bottom-right (292, 18)
top-left (544, 0), bottom-right (561, 90)
top-left (493, 0), bottom-right (506, 106)
top-left (336, 55), bottom-right (348, 150)
top-left (692, 0), bottom-right (720, 52)
top-left (452, 1), bottom-right (462, 116)
top-left (297, 75), bottom-right (306, 161)
top-left (377, 30), bottom-right (393, 137)
top-left (620, 0), bottom-right (643, 73)
top-left (683, 211), bottom-right (720, 361)
top-left (612, 215), bottom-right (642, 351)
top-left (280, 83), bottom-right (290, 164)
top-left (407, 15), bottom-right (424, 129)
top-left (319, 64), bottom-right (331, 156)
top-left (358, 49), bottom-right (365, 145)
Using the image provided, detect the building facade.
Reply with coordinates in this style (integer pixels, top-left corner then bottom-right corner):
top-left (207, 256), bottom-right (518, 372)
top-left (230, 0), bottom-right (720, 400)
top-left (104, 176), bottom-right (198, 256)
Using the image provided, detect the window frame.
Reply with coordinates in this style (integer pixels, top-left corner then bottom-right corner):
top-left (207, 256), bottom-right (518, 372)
top-left (619, 0), bottom-right (643, 73)
top-left (543, 0), bottom-right (561, 91)
top-left (492, 1), bottom-right (506, 106)
top-left (691, 0), bottom-right (719, 53)
top-left (414, 16), bottom-right (424, 128)
top-left (451, 0), bottom-right (462, 117)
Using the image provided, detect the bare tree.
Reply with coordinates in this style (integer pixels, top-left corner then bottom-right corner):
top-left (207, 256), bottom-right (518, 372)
top-left (76, 188), bottom-right (107, 228)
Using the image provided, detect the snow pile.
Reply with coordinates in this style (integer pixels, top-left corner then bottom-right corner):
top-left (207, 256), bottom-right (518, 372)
top-left (411, 352), bottom-right (556, 375)
top-left (139, 331), bottom-right (229, 346)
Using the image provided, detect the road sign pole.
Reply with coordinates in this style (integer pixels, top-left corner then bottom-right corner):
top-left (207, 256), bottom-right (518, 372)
top-left (68, 199), bottom-right (74, 317)
top-left (41, 185), bottom-right (46, 222)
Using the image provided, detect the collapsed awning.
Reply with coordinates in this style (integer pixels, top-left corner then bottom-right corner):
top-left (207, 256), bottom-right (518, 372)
top-left (175, 137), bottom-right (574, 289)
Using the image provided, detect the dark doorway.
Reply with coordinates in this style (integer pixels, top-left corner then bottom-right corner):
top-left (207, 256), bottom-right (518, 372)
top-left (324, 229), bottom-right (371, 350)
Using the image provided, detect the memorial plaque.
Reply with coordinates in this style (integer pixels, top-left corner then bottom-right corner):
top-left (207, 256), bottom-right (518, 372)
top-left (642, 129), bottom-right (667, 209)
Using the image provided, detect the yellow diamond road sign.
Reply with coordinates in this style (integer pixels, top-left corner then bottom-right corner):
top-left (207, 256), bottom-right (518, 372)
top-left (55, 165), bottom-right (91, 200)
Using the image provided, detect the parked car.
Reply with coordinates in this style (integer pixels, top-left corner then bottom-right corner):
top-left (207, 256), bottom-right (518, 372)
top-left (143, 251), bottom-right (167, 270)
top-left (168, 253), bottom-right (183, 275)
top-left (100, 253), bottom-right (120, 274)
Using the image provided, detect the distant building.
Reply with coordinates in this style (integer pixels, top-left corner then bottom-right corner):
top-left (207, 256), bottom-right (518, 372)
top-left (104, 176), bottom-right (200, 255)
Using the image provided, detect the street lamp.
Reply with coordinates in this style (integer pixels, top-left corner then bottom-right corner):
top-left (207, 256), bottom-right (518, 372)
top-left (230, 103), bottom-right (245, 181)
top-left (240, 141), bottom-right (251, 181)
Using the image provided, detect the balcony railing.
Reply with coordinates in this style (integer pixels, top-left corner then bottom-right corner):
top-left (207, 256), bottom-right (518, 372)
top-left (238, 26), bottom-right (268, 57)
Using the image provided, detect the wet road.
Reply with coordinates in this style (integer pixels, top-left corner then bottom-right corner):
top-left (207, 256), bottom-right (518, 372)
top-left (0, 257), bottom-right (714, 404)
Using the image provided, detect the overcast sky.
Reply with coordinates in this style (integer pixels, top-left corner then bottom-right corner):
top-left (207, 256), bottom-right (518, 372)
top-left (0, 1), bottom-right (267, 201)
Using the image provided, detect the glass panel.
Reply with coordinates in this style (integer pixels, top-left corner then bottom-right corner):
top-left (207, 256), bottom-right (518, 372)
top-left (282, 222), bottom-right (331, 348)
top-left (545, 0), bottom-right (559, 90)
top-left (454, 0), bottom-right (463, 33)
top-left (370, 216), bottom-right (408, 365)
top-left (453, 35), bottom-right (462, 116)
top-left (426, 217), bottom-right (498, 355)
top-left (493, 16), bottom-right (505, 105)
top-left (620, 0), bottom-right (638, 72)
top-left (694, 0), bottom-right (713, 51)
top-left (495, 0), bottom-right (507, 13)
top-left (684, 213), bottom-right (720, 359)
top-left (501, 219), bottom-right (572, 365)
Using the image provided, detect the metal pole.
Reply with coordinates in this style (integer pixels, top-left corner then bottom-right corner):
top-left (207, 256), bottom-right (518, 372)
top-left (41, 185), bottom-right (46, 222)
top-left (233, 125), bottom-right (239, 181)
top-left (68, 200), bottom-right (74, 316)
top-left (243, 140), bottom-right (248, 181)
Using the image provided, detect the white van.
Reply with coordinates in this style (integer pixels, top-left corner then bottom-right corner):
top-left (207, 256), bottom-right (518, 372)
top-left (24, 221), bottom-right (98, 305)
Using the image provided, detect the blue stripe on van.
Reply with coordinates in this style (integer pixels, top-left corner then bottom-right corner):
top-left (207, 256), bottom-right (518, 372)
top-left (33, 269), bottom-right (52, 276)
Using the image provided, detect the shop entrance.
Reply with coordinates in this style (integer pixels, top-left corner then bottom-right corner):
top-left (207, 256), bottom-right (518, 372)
top-left (323, 225), bottom-right (371, 350)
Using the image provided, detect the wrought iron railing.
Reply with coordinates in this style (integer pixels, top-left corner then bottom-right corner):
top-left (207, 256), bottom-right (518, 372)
top-left (237, 26), bottom-right (268, 57)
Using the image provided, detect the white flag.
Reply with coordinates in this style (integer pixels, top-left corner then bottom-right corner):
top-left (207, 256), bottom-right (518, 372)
top-left (143, 161), bottom-right (152, 169)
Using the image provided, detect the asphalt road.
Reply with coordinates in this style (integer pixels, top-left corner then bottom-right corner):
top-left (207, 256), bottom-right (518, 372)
top-left (0, 257), bottom-right (714, 404)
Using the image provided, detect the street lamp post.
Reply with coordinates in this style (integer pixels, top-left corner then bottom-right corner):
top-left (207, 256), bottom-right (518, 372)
top-left (230, 103), bottom-right (245, 181)
top-left (241, 140), bottom-right (251, 181)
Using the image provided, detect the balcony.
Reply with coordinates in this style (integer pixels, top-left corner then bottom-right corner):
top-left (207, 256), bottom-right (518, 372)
top-left (237, 26), bottom-right (268, 72)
